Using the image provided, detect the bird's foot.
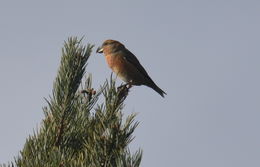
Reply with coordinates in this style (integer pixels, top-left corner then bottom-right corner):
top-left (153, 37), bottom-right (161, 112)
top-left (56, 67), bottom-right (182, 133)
top-left (117, 82), bottom-right (133, 90)
top-left (117, 83), bottom-right (127, 90)
top-left (127, 81), bottom-right (133, 88)
top-left (116, 83), bottom-right (131, 104)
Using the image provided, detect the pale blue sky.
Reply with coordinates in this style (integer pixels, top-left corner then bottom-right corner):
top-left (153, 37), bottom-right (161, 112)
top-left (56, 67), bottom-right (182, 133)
top-left (0, 0), bottom-right (260, 166)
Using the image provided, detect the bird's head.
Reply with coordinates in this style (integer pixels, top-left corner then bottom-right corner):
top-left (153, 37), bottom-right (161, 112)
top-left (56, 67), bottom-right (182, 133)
top-left (96, 39), bottom-right (125, 55)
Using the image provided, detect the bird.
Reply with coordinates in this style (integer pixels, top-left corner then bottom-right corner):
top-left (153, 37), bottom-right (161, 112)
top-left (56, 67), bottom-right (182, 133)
top-left (96, 39), bottom-right (166, 97)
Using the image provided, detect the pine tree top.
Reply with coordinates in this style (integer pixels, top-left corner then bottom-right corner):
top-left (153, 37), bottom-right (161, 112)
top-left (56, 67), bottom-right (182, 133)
top-left (2, 37), bottom-right (142, 167)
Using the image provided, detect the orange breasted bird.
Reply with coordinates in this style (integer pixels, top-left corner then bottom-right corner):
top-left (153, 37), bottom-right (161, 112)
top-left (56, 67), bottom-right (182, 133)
top-left (96, 39), bottom-right (166, 97)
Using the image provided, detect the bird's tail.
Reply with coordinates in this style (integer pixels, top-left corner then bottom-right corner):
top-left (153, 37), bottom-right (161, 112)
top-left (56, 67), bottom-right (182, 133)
top-left (148, 83), bottom-right (166, 98)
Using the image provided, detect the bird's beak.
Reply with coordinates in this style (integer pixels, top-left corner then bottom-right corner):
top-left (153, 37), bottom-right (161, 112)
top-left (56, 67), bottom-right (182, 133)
top-left (96, 46), bottom-right (103, 53)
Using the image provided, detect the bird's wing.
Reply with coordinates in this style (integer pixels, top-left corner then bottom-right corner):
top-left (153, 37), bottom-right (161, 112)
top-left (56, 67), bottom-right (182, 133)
top-left (123, 49), bottom-right (153, 81)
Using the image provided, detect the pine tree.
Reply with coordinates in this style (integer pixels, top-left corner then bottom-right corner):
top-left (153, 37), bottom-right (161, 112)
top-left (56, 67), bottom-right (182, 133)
top-left (2, 37), bottom-right (142, 167)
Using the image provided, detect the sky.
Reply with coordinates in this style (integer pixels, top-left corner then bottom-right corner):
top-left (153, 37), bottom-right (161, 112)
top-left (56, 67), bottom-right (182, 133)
top-left (0, 0), bottom-right (260, 166)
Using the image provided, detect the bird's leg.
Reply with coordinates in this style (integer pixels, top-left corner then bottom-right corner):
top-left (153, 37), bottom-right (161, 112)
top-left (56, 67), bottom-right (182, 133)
top-left (117, 83), bottom-right (127, 90)
top-left (117, 80), bottom-right (133, 91)
top-left (126, 80), bottom-right (133, 88)
top-left (116, 81), bottom-right (133, 104)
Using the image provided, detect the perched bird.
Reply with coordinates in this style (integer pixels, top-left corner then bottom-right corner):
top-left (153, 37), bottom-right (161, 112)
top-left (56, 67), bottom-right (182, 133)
top-left (96, 39), bottom-right (166, 97)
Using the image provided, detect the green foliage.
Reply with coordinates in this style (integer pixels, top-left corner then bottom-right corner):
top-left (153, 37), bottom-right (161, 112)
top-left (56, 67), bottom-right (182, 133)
top-left (2, 37), bottom-right (142, 167)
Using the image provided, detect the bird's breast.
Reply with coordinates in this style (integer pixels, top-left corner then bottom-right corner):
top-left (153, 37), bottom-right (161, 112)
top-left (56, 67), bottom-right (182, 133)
top-left (106, 54), bottom-right (123, 73)
top-left (105, 54), bottom-right (130, 82)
